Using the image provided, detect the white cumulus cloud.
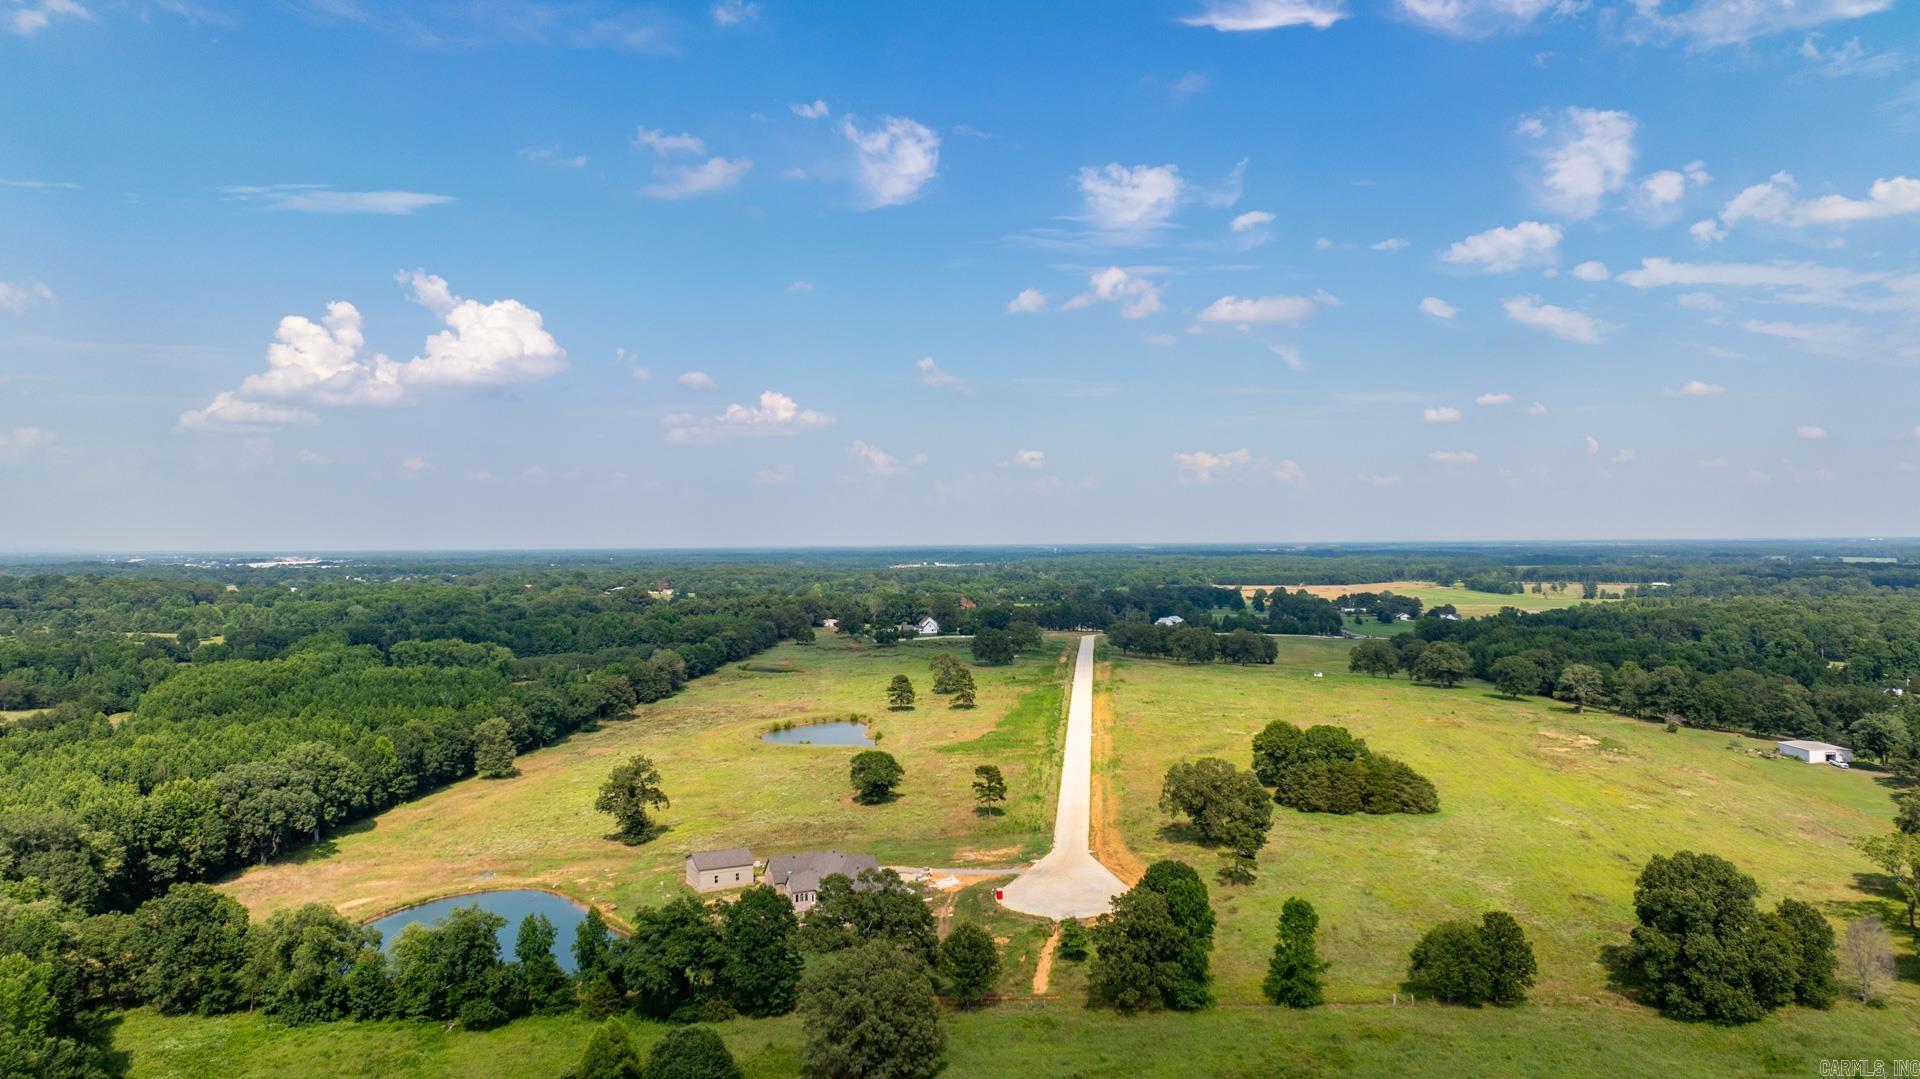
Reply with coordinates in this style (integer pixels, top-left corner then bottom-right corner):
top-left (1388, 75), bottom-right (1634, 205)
top-left (1077, 163), bottom-right (1185, 238)
top-left (1674, 379), bottom-right (1725, 396)
top-left (1173, 447), bottom-right (1253, 483)
top-left (1063, 267), bottom-right (1164, 319)
top-left (848, 439), bottom-right (911, 477)
top-left (1011, 448), bottom-right (1046, 470)
top-left (678, 371), bottom-right (717, 390)
top-left (1797, 424), bottom-right (1828, 439)
top-left (1440, 221), bottom-right (1562, 273)
top-left (1570, 260), bottom-right (1610, 281)
top-left (642, 156), bottom-right (752, 199)
top-left (0, 279), bottom-right (55, 313)
top-left (632, 126), bottom-right (706, 155)
top-left (0, 425), bottom-right (55, 456)
top-left (1196, 293), bottom-right (1321, 323)
top-left (1231, 210), bottom-right (1275, 232)
top-left (663, 390), bottom-right (836, 443)
top-left (790, 100), bottom-right (830, 120)
top-left (1006, 288), bottom-right (1048, 314)
top-left (1180, 0), bottom-right (1348, 30)
top-left (1419, 296), bottom-right (1459, 319)
top-left (179, 272), bottom-right (565, 431)
top-left (1517, 107), bottom-right (1638, 219)
top-left (842, 116), bottom-right (941, 209)
top-left (1476, 392), bottom-right (1513, 405)
top-left (1503, 294), bottom-right (1602, 343)
top-left (1428, 449), bottom-right (1479, 465)
top-left (917, 356), bottom-right (972, 394)
top-left (1424, 405), bottom-right (1463, 423)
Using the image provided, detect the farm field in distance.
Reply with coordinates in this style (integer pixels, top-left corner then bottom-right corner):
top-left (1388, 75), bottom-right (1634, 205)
top-left (1239, 580), bottom-right (1627, 618)
top-left (1105, 636), bottom-right (1908, 1010)
top-left (220, 634), bottom-right (1068, 922)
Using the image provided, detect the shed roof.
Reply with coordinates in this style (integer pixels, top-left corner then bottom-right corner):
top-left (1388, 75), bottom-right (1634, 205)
top-left (687, 848), bottom-right (755, 871)
top-left (1777, 740), bottom-right (1848, 753)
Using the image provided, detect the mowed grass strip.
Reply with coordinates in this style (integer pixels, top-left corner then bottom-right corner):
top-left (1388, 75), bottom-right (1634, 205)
top-left (1107, 636), bottom-right (1909, 1007)
top-left (220, 634), bottom-right (1069, 921)
top-left (112, 992), bottom-right (1920, 1079)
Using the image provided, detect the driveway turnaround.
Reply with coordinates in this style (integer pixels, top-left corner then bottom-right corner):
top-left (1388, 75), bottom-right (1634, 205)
top-left (999, 634), bottom-right (1129, 919)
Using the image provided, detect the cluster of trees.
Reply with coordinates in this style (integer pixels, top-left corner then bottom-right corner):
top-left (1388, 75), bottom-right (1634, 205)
top-left (1347, 638), bottom-right (1472, 687)
top-left (1089, 861), bottom-right (1216, 1011)
top-left (1400, 596), bottom-right (1920, 747)
top-left (1623, 851), bottom-right (1837, 1023)
top-left (1106, 622), bottom-right (1280, 665)
top-left (1251, 721), bottom-right (1439, 815)
top-left (966, 622), bottom-right (1044, 666)
top-left (0, 588), bottom-right (811, 914)
top-left (0, 881), bottom-right (617, 1076)
top-left (1407, 912), bottom-right (1537, 1006)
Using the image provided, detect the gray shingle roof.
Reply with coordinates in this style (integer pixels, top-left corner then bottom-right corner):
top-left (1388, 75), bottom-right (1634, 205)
top-left (766, 850), bottom-right (878, 895)
top-left (687, 848), bottom-right (755, 872)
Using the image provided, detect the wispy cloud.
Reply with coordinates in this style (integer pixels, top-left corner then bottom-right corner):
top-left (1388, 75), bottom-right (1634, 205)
top-left (222, 185), bottom-right (454, 215)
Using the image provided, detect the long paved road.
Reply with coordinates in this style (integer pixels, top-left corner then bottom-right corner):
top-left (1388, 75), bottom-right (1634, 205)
top-left (998, 633), bottom-right (1128, 919)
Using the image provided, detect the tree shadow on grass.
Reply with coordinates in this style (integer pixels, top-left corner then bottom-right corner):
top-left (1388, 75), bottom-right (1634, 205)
top-left (81, 1011), bottom-right (132, 1077)
top-left (1155, 822), bottom-right (1219, 847)
top-left (1597, 942), bottom-right (1655, 1008)
top-left (971, 805), bottom-right (1005, 817)
top-left (604, 823), bottom-right (673, 846)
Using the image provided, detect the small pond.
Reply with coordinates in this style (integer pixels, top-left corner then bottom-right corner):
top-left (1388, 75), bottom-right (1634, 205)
top-left (761, 720), bottom-right (874, 746)
top-left (368, 889), bottom-right (589, 972)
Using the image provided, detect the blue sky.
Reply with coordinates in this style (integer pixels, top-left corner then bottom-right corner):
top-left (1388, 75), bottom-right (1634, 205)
top-left (2, 0), bottom-right (1916, 549)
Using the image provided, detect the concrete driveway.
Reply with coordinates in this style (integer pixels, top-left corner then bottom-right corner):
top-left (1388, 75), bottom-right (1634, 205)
top-left (998, 633), bottom-right (1129, 919)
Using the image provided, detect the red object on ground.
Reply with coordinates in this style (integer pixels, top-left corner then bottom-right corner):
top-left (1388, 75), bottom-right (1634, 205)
top-left (995, 889), bottom-right (1004, 901)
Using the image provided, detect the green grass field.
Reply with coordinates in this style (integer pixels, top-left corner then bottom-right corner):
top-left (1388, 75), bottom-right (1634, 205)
top-left (1249, 580), bottom-right (1622, 618)
top-left (220, 634), bottom-right (1068, 921)
top-left (112, 993), bottom-right (1918, 1078)
top-left (110, 631), bottom-right (1920, 1076)
top-left (1105, 637), bottom-right (1910, 1006)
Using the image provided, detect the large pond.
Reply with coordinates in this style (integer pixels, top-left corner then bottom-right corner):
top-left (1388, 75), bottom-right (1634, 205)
top-left (760, 720), bottom-right (874, 746)
top-left (368, 889), bottom-right (589, 972)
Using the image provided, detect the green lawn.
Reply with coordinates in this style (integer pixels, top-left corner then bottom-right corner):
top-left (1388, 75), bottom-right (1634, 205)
top-left (221, 633), bottom-right (1068, 921)
top-left (1105, 637), bottom-right (1910, 1007)
top-left (111, 995), bottom-right (1920, 1078)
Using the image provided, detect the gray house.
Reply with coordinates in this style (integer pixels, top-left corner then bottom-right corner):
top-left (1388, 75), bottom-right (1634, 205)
top-left (765, 850), bottom-right (878, 911)
top-left (685, 848), bottom-right (756, 893)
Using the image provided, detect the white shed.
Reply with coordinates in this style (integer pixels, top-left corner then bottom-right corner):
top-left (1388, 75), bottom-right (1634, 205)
top-left (1154, 615), bottom-right (1184, 627)
top-left (1776, 740), bottom-right (1853, 765)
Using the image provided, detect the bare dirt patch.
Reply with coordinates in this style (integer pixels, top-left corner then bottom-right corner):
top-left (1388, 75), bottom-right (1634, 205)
top-left (1089, 663), bottom-right (1147, 885)
top-left (1032, 923), bottom-right (1062, 995)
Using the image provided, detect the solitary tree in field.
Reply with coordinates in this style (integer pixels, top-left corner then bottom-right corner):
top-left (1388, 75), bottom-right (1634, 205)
top-left (850, 750), bottom-right (904, 804)
top-left (970, 628), bottom-right (1015, 666)
top-left (971, 764), bottom-right (1007, 814)
top-left (1348, 639), bottom-right (1399, 677)
top-left (1554, 663), bottom-right (1603, 712)
top-left (595, 754), bottom-right (669, 844)
top-left (930, 652), bottom-right (964, 693)
top-left (1489, 656), bottom-right (1540, 699)
top-left (1412, 642), bottom-right (1472, 687)
top-left (1845, 916), bottom-right (1894, 1002)
top-left (1263, 897), bottom-right (1326, 1008)
top-left (887, 675), bottom-right (916, 711)
top-left (950, 669), bottom-right (976, 709)
top-left (473, 717), bottom-right (518, 779)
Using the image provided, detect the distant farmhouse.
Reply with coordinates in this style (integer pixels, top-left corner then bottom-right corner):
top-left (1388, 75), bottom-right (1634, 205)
top-left (765, 850), bottom-right (878, 911)
top-left (914, 616), bottom-right (941, 636)
top-left (1777, 740), bottom-right (1853, 765)
top-left (685, 848), bottom-right (755, 893)
top-left (1154, 614), bottom-right (1184, 627)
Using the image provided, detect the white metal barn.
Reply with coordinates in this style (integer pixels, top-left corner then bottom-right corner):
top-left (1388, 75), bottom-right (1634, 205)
top-left (1776, 740), bottom-right (1853, 765)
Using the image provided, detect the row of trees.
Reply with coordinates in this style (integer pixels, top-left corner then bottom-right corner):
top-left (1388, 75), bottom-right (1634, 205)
top-left (1106, 622), bottom-right (1281, 664)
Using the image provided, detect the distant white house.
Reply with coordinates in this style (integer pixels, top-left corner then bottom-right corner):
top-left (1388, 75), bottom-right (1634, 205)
top-left (685, 848), bottom-right (756, 892)
top-left (1154, 615), bottom-right (1184, 627)
top-left (1777, 740), bottom-right (1853, 765)
top-left (913, 616), bottom-right (941, 636)
top-left (1393, 612), bottom-right (1414, 622)
top-left (1438, 612), bottom-right (1461, 621)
